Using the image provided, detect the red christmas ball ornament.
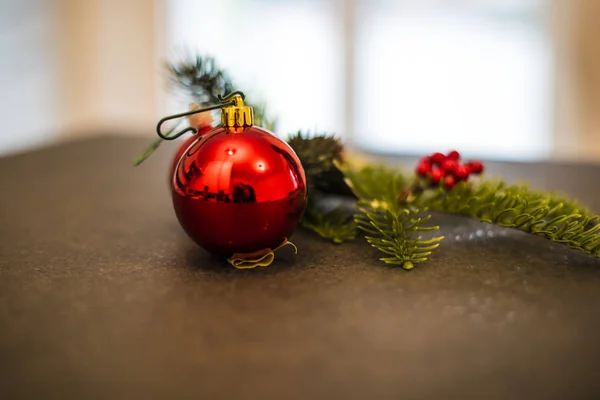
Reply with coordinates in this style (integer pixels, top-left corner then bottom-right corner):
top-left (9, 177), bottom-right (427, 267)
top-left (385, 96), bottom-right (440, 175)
top-left (170, 105), bottom-right (215, 179)
top-left (170, 125), bottom-right (213, 180)
top-left (170, 94), bottom-right (307, 256)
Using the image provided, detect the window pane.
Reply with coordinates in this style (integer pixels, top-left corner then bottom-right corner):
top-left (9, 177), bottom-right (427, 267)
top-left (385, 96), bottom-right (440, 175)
top-left (353, 0), bottom-right (552, 160)
top-left (166, 0), bottom-right (344, 136)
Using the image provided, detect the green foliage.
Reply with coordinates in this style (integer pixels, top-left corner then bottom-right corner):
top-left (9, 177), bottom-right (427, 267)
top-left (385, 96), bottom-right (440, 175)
top-left (167, 54), bottom-right (277, 130)
top-left (345, 164), bottom-right (443, 269)
top-left (134, 119), bottom-right (184, 166)
top-left (343, 163), bottom-right (408, 202)
top-left (168, 55), bottom-right (234, 105)
top-left (287, 132), bottom-right (353, 197)
top-left (355, 205), bottom-right (443, 270)
top-left (301, 207), bottom-right (357, 244)
top-left (287, 132), bottom-right (356, 243)
top-left (342, 163), bottom-right (600, 267)
top-left (420, 180), bottom-right (600, 257)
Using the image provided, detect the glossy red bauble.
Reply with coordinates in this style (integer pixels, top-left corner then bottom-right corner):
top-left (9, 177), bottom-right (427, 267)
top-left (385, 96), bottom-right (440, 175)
top-left (172, 126), bottom-right (307, 256)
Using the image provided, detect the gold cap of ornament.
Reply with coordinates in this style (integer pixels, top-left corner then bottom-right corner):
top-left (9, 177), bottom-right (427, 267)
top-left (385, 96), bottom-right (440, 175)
top-left (221, 94), bottom-right (253, 133)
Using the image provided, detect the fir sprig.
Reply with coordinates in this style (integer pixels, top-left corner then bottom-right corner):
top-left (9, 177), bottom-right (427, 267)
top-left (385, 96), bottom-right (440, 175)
top-left (355, 205), bottom-right (443, 270)
top-left (287, 132), bottom-right (357, 243)
top-left (420, 180), bottom-right (600, 257)
top-left (301, 207), bottom-right (357, 244)
top-left (168, 55), bottom-right (234, 105)
top-left (344, 164), bottom-right (443, 269)
top-left (167, 54), bottom-right (277, 129)
top-left (343, 163), bottom-right (600, 267)
top-left (287, 132), bottom-right (353, 197)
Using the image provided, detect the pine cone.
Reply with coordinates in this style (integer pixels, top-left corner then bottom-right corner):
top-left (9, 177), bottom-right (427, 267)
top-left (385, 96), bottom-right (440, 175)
top-left (287, 132), bottom-right (355, 198)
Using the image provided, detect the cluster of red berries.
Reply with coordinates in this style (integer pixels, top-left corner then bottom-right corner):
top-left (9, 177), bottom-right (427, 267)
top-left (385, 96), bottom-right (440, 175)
top-left (416, 150), bottom-right (484, 190)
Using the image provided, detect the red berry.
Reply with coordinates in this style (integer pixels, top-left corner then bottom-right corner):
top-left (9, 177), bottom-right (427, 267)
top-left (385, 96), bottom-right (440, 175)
top-left (447, 150), bottom-right (460, 160)
top-left (430, 152), bottom-right (445, 166)
top-left (430, 168), bottom-right (444, 185)
top-left (453, 164), bottom-right (471, 180)
top-left (444, 175), bottom-right (456, 190)
top-left (468, 161), bottom-right (484, 174)
top-left (441, 158), bottom-right (458, 173)
top-left (416, 161), bottom-right (431, 176)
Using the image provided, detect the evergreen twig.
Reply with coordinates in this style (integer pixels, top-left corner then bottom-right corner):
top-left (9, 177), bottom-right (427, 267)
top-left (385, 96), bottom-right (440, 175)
top-left (301, 207), bottom-right (357, 244)
top-left (345, 164), bottom-right (443, 269)
top-left (420, 180), bottom-right (600, 257)
top-left (167, 54), bottom-right (276, 129)
top-left (287, 132), bottom-right (356, 243)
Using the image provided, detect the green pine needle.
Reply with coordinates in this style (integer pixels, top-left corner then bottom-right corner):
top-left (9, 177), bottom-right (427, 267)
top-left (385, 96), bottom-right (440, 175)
top-left (301, 207), bottom-right (357, 244)
top-left (168, 54), bottom-right (276, 130)
top-left (288, 132), bottom-right (357, 244)
top-left (344, 164), bottom-right (443, 269)
top-left (355, 204), bottom-right (443, 270)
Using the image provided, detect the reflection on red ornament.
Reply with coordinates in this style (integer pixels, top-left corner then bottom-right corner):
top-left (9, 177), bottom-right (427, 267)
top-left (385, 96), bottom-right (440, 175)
top-left (170, 125), bottom-right (214, 180)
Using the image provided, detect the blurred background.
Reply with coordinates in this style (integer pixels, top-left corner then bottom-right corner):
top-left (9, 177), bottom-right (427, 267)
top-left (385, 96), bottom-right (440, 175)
top-left (1, 0), bottom-right (599, 161)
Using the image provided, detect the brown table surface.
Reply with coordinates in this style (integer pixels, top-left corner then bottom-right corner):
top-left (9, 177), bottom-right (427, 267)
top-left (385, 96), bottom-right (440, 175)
top-left (1, 136), bottom-right (600, 399)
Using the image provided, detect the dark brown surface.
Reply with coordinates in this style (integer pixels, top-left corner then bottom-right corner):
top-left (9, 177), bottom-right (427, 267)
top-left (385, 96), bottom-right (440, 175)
top-left (1, 136), bottom-right (600, 399)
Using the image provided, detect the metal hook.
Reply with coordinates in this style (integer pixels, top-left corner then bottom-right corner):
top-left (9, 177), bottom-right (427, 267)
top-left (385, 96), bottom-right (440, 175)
top-left (156, 103), bottom-right (227, 140)
top-left (135, 91), bottom-right (247, 166)
top-left (217, 90), bottom-right (245, 103)
top-left (156, 91), bottom-right (246, 140)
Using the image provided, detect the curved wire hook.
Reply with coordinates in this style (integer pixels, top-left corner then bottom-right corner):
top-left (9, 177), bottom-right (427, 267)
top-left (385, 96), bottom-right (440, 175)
top-left (217, 90), bottom-right (245, 103)
top-left (156, 91), bottom-right (246, 140)
top-left (156, 103), bottom-right (226, 140)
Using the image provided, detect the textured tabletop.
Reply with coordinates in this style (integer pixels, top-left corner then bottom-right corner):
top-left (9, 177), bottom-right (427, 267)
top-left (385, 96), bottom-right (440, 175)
top-left (1, 136), bottom-right (599, 399)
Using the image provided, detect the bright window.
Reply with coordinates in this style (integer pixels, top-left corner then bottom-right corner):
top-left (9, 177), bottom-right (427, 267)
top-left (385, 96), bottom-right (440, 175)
top-left (167, 0), bottom-right (552, 160)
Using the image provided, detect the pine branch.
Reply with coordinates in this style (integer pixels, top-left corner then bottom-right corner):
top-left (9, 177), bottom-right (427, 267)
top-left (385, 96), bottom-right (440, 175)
top-left (288, 132), bottom-right (357, 242)
top-left (167, 54), bottom-right (276, 129)
top-left (167, 55), bottom-right (234, 105)
top-left (355, 203), bottom-right (443, 270)
top-left (344, 164), bottom-right (443, 269)
top-left (419, 180), bottom-right (600, 257)
top-left (301, 207), bottom-right (357, 244)
top-left (287, 132), bottom-right (353, 197)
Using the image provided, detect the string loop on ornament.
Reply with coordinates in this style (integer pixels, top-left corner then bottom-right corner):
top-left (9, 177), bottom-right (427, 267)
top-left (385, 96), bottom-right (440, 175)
top-left (155, 91), bottom-right (245, 140)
